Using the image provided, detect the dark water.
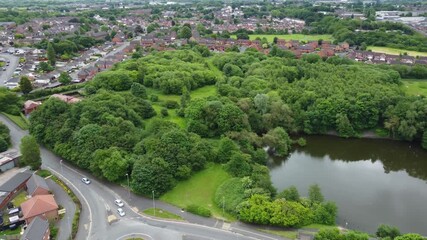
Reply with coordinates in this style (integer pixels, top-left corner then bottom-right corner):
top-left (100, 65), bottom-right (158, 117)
top-left (268, 135), bottom-right (427, 235)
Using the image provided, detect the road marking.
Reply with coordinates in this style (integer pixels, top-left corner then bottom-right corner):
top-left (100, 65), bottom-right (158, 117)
top-left (222, 222), bottom-right (231, 230)
top-left (47, 167), bottom-right (93, 240)
top-left (231, 227), bottom-right (278, 240)
top-left (116, 233), bottom-right (153, 240)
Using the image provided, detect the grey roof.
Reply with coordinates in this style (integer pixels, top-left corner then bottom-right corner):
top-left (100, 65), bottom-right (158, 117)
top-left (26, 175), bottom-right (50, 195)
top-left (20, 216), bottom-right (49, 240)
top-left (0, 171), bottom-right (32, 192)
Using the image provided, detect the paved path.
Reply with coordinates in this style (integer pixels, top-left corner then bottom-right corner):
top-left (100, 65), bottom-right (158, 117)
top-left (47, 178), bottom-right (76, 240)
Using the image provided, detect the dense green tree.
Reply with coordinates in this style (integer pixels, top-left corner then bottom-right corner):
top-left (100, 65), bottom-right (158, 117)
top-left (422, 131), bottom-right (427, 150)
top-left (0, 122), bottom-right (11, 146)
top-left (376, 224), bottom-right (401, 239)
top-left (0, 138), bottom-right (7, 152)
top-left (0, 88), bottom-right (21, 115)
top-left (217, 137), bottom-right (239, 163)
top-left (130, 82), bottom-right (147, 99)
top-left (309, 184), bottom-right (324, 203)
top-left (131, 156), bottom-right (174, 197)
top-left (277, 186), bottom-right (300, 201)
top-left (19, 135), bottom-right (41, 170)
top-left (224, 152), bottom-right (252, 177)
top-left (395, 234), bottom-right (426, 240)
top-left (262, 127), bottom-right (292, 156)
top-left (58, 72), bottom-right (72, 85)
top-left (19, 76), bottom-right (33, 94)
top-left (336, 113), bottom-right (356, 138)
top-left (47, 42), bottom-right (56, 66)
top-left (178, 26), bottom-right (192, 39)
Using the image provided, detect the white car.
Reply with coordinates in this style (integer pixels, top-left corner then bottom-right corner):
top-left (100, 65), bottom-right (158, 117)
top-left (114, 199), bottom-right (124, 207)
top-left (81, 178), bottom-right (91, 185)
top-left (117, 208), bottom-right (125, 217)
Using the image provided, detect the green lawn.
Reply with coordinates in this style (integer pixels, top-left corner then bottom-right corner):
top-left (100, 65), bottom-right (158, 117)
top-left (367, 46), bottom-right (427, 57)
top-left (302, 224), bottom-right (338, 231)
top-left (160, 163), bottom-right (233, 220)
top-left (0, 227), bottom-right (21, 236)
top-left (401, 79), bottom-right (427, 97)
top-left (190, 85), bottom-right (217, 99)
top-left (258, 229), bottom-right (298, 239)
top-left (1, 113), bottom-right (30, 130)
top-left (11, 191), bottom-right (27, 206)
top-left (142, 208), bottom-right (184, 220)
top-left (231, 34), bottom-right (333, 42)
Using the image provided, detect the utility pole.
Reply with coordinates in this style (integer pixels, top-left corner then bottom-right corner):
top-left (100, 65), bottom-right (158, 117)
top-left (152, 190), bottom-right (156, 217)
top-left (125, 173), bottom-right (130, 199)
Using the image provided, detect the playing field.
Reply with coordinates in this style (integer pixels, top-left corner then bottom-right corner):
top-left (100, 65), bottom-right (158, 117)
top-left (367, 46), bottom-right (427, 57)
top-left (401, 79), bottom-right (427, 97)
top-left (232, 34), bottom-right (333, 42)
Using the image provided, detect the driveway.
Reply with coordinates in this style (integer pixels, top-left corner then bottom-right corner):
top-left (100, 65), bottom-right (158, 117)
top-left (0, 54), bottom-right (19, 86)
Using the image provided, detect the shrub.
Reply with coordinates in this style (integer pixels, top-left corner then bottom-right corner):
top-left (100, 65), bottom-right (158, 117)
top-left (296, 137), bottom-right (307, 147)
top-left (164, 100), bottom-right (179, 109)
top-left (186, 204), bottom-right (211, 217)
top-left (150, 95), bottom-right (159, 102)
top-left (161, 108), bottom-right (169, 117)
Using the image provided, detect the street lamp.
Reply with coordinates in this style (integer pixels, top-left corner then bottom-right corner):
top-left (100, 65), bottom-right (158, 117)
top-left (125, 173), bottom-right (130, 199)
top-left (152, 190), bottom-right (156, 217)
top-left (60, 159), bottom-right (63, 175)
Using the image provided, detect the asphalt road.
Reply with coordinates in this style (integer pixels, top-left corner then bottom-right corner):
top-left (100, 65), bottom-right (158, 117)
top-left (0, 54), bottom-right (19, 86)
top-left (0, 114), bottom-right (284, 240)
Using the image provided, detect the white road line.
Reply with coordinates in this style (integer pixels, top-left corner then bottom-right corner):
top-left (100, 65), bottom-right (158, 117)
top-left (231, 227), bottom-right (278, 240)
top-left (47, 167), bottom-right (93, 240)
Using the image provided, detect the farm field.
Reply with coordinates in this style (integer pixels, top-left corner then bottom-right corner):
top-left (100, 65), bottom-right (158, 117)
top-left (367, 46), bottom-right (427, 57)
top-left (232, 34), bottom-right (333, 42)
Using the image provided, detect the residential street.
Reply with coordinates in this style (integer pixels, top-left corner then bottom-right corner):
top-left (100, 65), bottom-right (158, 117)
top-left (0, 54), bottom-right (19, 86)
top-left (0, 114), bottom-right (285, 240)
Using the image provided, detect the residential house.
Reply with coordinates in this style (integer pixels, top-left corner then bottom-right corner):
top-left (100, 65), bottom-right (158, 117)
top-left (21, 194), bottom-right (59, 223)
top-left (23, 100), bottom-right (42, 115)
top-left (26, 175), bottom-right (50, 197)
top-left (20, 216), bottom-right (50, 240)
top-left (50, 94), bottom-right (81, 104)
top-left (0, 171), bottom-right (32, 209)
top-left (0, 149), bottom-right (21, 172)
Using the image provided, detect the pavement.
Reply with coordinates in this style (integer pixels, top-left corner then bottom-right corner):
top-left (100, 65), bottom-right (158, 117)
top-left (47, 178), bottom-right (76, 240)
top-left (0, 111), bottom-right (287, 240)
top-left (0, 54), bottom-right (19, 86)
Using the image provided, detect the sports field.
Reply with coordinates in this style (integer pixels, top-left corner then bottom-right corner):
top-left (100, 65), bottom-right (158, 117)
top-left (367, 46), bottom-right (427, 57)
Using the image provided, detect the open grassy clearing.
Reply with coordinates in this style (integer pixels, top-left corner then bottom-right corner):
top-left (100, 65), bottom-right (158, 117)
top-left (142, 208), bottom-right (184, 220)
top-left (231, 34), bottom-right (333, 42)
top-left (302, 224), bottom-right (338, 231)
top-left (401, 79), bottom-right (427, 97)
top-left (1, 112), bottom-right (29, 130)
top-left (367, 46), bottom-right (427, 57)
top-left (160, 163), bottom-right (234, 220)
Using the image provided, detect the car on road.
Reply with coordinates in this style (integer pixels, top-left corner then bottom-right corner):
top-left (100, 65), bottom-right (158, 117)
top-left (81, 177), bottom-right (91, 185)
top-left (114, 199), bottom-right (124, 207)
top-left (117, 208), bottom-right (125, 217)
top-left (1, 67), bottom-right (5, 71)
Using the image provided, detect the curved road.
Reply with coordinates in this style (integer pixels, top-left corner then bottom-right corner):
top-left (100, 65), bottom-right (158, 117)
top-left (0, 114), bottom-right (283, 240)
top-left (0, 54), bottom-right (19, 86)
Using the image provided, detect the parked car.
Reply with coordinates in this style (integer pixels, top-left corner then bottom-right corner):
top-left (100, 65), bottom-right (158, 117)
top-left (82, 178), bottom-right (91, 185)
top-left (117, 208), bottom-right (125, 217)
top-left (114, 199), bottom-right (124, 207)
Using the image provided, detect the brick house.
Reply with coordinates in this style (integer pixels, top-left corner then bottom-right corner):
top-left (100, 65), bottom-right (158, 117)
top-left (21, 194), bottom-right (59, 224)
top-left (0, 171), bottom-right (32, 209)
top-left (20, 216), bottom-right (50, 240)
top-left (23, 100), bottom-right (42, 115)
top-left (26, 175), bottom-right (50, 197)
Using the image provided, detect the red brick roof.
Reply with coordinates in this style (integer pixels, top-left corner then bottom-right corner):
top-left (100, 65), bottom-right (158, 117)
top-left (21, 195), bottom-right (58, 219)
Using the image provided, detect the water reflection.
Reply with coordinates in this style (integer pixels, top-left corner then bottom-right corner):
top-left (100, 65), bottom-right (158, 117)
top-left (268, 135), bottom-right (427, 235)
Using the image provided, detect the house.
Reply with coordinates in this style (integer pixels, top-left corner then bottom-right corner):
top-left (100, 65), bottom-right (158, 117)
top-left (0, 149), bottom-right (21, 172)
top-left (21, 194), bottom-right (59, 223)
top-left (23, 100), bottom-right (42, 115)
top-left (26, 175), bottom-right (50, 197)
top-left (50, 94), bottom-right (81, 103)
top-left (0, 171), bottom-right (32, 209)
top-left (20, 216), bottom-right (50, 240)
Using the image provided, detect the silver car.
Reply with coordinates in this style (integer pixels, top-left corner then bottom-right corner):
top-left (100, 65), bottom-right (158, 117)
top-left (81, 178), bottom-right (91, 185)
top-left (117, 208), bottom-right (125, 217)
top-left (114, 199), bottom-right (124, 207)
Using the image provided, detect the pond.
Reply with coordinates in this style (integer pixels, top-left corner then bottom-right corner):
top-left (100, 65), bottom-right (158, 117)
top-left (268, 135), bottom-right (427, 235)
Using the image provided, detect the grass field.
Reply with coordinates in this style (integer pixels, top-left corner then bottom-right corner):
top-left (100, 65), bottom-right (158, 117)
top-left (142, 208), bottom-right (184, 220)
top-left (302, 224), bottom-right (337, 231)
top-left (367, 46), bottom-right (427, 57)
top-left (401, 79), bottom-right (427, 97)
top-left (11, 191), bottom-right (27, 206)
top-left (160, 163), bottom-right (233, 220)
top-left (231, 34), bottom-right (333, 42)
top-left (1, 112), bottom-right (30, 130)
top-left (258, 229), bottom-right (298, 239)
top-left (147, 85), bottom-right (217, 128)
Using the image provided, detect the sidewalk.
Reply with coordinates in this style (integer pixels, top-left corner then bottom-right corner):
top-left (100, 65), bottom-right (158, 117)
top-left (47, 179), bottom-right (76, 240)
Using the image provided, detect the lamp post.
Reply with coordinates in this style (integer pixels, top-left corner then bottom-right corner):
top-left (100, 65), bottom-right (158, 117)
top-left (152, 190), bottom-right (156, 217)
top-left (222, 196), bottom-right (225, 223)
top-left (60, 159), bottom-right (63, 175)
top-left (125, 173), bottom-right (130, 199)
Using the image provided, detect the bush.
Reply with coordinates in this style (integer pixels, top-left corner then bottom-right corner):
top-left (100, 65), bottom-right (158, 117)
top-left (186, 204), bottom-right (212, 217)
top-left (296, 137), bottom-right (307, 147)
top-left (164, 100), bottom-right (179, 109)
top-left (161, 108), bottom-right (169, 117)
top-left (0, 138), bottom-right (8, 152)
top-left (376, 224), bottom-right (401, 239)
top-left (150, 95), bottom-right (159, 102)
